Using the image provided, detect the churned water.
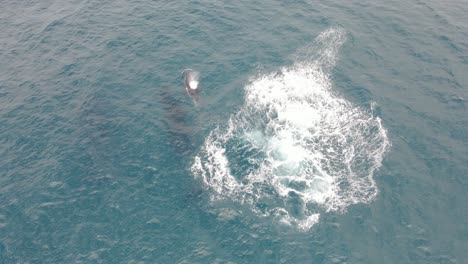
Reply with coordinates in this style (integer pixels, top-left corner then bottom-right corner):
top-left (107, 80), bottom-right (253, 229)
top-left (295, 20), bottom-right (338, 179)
top-left (1, 0), bottom-right (467, 263)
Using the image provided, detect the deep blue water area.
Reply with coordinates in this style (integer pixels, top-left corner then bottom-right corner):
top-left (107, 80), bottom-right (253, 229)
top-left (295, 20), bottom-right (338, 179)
top-left (1, 0), bottom-right (467, 263)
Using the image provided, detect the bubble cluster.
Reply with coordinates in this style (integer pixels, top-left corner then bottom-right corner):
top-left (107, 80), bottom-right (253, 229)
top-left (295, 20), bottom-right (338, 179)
top-left (191, 29), bottom-right (390, 230)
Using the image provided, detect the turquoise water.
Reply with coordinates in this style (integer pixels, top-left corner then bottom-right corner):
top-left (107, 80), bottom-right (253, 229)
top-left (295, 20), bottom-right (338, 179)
top-left (1, 0), bottom-right (467, 263)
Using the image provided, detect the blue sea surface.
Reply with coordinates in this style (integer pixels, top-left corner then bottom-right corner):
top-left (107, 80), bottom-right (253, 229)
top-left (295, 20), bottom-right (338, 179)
top-left (1, 0), bottom-right (467, 263)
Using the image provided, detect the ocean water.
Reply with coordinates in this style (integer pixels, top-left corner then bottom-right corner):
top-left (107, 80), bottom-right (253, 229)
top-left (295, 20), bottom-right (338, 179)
top-left (1, 0), bottom-right (467, 263)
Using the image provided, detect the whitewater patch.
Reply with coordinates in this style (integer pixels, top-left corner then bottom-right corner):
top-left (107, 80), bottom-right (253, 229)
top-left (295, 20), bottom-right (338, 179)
top-left (191, 28), bottom-right (390, 230)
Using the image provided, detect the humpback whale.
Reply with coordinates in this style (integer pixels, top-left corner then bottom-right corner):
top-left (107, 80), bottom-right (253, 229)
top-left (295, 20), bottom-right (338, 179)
top-left (183, 69), bottom-right (202, 104)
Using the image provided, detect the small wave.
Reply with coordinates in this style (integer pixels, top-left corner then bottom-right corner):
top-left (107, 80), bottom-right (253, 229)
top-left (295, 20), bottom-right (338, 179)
top-left (191, 28), bottom-right (390, 230)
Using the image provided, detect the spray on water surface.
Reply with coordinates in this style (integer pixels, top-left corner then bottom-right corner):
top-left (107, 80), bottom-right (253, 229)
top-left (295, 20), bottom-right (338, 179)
top-left (192, 28), bottom-right (391, 230)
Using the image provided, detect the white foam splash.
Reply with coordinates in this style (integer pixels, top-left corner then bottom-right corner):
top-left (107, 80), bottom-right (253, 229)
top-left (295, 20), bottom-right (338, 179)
top-left (191, 28), bottom-right (390, 230)
top-left (189, 81), bottom-right (199, 89)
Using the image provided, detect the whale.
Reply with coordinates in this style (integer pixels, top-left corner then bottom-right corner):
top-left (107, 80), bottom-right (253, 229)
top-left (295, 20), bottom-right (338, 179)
top-left (182, 69), bottom-right (202, 104)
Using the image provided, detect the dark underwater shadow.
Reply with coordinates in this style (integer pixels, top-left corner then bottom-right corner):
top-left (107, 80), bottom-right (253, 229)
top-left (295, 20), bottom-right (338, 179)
top-left (157, 86), bottom-right (199, 159)
top-left (155, 85), bottom-right (209, 205)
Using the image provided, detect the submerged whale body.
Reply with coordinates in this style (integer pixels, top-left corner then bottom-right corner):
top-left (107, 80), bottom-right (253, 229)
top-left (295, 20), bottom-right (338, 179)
top-left (157, 87), bottom-right (195, 157)
top-left (183, 69), bottom-right (202, 104)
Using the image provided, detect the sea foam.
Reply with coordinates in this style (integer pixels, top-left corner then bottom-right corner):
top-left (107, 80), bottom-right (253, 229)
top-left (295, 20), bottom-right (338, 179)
top-left (191, 28), bottom-right (390, 230)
